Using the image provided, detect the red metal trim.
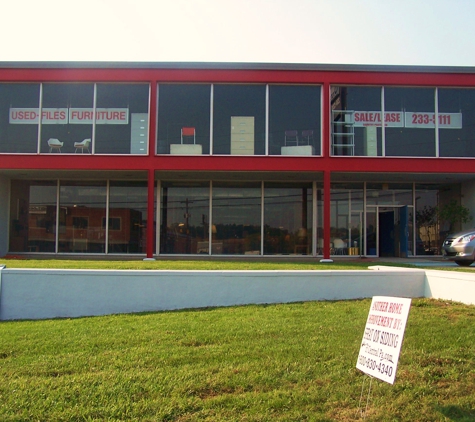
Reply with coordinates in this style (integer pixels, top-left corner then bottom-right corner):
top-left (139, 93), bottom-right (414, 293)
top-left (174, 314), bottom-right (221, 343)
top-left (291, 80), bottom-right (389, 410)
top-left (2, 67), bottom-right (475, 87)
top-left (1, 154), bottom-right (474, 174)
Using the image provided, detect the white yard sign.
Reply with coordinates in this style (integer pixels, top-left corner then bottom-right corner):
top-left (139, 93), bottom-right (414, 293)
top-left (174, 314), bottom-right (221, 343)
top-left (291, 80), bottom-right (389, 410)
top-left (356, 296), bottom-right (412, 384)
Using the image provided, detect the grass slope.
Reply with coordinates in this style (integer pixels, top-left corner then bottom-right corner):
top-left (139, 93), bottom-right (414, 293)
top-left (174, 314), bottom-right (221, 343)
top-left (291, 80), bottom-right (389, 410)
top-left (0, 299), bottom-right (474, 421)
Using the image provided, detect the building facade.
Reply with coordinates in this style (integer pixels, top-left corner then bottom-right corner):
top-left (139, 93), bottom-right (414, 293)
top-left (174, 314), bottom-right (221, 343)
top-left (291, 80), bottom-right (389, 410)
top-left (1, 62), bottom-right (475, 259)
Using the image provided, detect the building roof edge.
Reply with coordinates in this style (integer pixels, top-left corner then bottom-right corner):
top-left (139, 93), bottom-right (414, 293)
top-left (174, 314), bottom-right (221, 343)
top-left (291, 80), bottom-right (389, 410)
top-left (1, 61), bottom-right (475, 74)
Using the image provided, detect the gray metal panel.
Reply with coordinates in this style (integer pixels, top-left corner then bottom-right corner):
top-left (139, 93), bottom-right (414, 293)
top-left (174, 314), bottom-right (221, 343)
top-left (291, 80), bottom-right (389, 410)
top-left (1, 61), bottom-right (475, 74)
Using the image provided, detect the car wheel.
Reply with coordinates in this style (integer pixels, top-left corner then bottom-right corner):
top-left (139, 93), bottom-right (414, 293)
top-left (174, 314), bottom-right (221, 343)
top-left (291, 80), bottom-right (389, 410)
top-left (455, 260), bottom-right (474, 267)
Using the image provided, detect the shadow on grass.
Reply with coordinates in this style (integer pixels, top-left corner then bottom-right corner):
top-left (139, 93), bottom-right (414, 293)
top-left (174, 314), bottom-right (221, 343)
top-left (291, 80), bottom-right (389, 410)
top-left (438, 405), bottom-right (475, 421)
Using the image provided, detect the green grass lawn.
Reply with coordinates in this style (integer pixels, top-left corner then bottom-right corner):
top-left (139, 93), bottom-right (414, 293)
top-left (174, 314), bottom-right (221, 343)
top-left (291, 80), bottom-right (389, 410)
top-left (1, 299), bottom-right (474, 421)
top-left (1, 257), bottom-right (473, 272)
top-left (0, 258), bottom-right (414, 271)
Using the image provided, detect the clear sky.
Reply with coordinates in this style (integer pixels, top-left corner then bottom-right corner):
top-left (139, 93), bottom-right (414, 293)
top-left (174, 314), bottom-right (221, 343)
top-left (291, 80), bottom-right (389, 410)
top-left (2, 0), bottom-right (475, 66)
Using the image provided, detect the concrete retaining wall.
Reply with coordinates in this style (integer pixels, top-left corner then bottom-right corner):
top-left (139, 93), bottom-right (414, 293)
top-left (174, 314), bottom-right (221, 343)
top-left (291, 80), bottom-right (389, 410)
top-left (0, 267), bottom-right (427, 320)
top-left (0, 266), bottom-right (472, 320)
top-left (424, 269), bottom-right (475, 305)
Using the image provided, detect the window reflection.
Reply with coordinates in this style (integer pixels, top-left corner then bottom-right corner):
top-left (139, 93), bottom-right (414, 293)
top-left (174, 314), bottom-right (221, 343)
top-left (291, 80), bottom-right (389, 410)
top-left (264, 183), bottom-right (312, 254)
top-left (160, 182), bottom-right (210, 254)
top-left (9, 181), bottom-right (57, 252)
top-left (58, 181), bottom-right (107, 253)
top-left (109, 181), bottom-right (149, 253)
top-left (212, 182), bottom-right (261, 254)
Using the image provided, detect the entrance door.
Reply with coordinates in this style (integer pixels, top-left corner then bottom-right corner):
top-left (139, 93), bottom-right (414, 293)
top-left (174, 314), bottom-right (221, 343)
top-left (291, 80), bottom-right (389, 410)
top-left (378, 206), bottom-right (410, 257)
top-left (379, 210), bottom-right (395, 257)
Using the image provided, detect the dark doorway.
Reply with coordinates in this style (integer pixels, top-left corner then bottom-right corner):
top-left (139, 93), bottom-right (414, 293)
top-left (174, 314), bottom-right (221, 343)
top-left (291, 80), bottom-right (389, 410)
top-left (379, 210), bottom-right (395, 257)
top-left (378, 207), bottom-right (410, 257)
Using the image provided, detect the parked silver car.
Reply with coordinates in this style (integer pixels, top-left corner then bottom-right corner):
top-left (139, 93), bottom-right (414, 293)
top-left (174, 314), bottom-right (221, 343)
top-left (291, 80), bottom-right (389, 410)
top-left (442, 229), bottom-right (475, 266)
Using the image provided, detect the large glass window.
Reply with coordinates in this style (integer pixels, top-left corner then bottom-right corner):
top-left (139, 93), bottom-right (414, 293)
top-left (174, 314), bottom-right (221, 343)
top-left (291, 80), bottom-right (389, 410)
top-left (330, 184), bottom-right (364, 256)
top-left (213, 85), bottom-right (266, 155)
top-left (40, 84), bottom-right (94, 154)
top-left (331, 86), bottom-right (382, 156)
top-left (157, 84), bottom-right (211, 155)
top-left (438, 88), bottom-right (475, 158)
top-left (58, 181), bottom-right (107, 253)
top-left (415, 183), bottom-right (462, 255)
top-left (0, 84), bottom-right (40, 153)
top-left (269, 85), bottom-right (321, 156)
top-left (9, 180), bottom-right (57, 252)
top-left (385, 88), bottom-right (436, 157)
top-left (109, 181), bottom-right (149, 253)
top-left (95, 84), bottom-right (150, 154)
top-left (264, 183), bottom-right (313, 254)
top-left (212, 182), bottom-right (261, 254)
top-left (160, 182), bottom-right (210, 254)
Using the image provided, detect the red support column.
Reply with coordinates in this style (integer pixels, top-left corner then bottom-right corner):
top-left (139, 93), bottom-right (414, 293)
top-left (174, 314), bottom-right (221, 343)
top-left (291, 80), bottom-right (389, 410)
top-left (323, 170), bottom-right (332, 260)
top-left (146, 168), bottom-right (155, 259)
top-left (321, 83), bottom-right (333, 261)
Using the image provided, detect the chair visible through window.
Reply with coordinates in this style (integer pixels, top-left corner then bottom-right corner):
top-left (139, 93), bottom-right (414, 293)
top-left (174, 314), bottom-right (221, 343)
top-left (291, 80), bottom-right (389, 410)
top-left (181, 127), bottom-right (196, 144)
top-left (47, 138), bottom-right (63, 153)
top-left (74, 138), bottom-right (91, 153)
top-left (301, 130), bottom-right (314, 145)
top-left (332, 238), bottom-right (347, 255)
top-left (284, 130), bottom-right (298, 146)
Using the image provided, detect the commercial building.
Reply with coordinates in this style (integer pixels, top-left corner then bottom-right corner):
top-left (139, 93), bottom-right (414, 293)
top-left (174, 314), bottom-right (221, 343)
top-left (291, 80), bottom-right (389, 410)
top-left (1, 62), bottom-right (474, 260)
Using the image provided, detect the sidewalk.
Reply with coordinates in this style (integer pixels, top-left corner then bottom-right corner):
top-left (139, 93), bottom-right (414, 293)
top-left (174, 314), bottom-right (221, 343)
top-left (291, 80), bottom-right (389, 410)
top-left (338, 256), bottom-right (475, 269)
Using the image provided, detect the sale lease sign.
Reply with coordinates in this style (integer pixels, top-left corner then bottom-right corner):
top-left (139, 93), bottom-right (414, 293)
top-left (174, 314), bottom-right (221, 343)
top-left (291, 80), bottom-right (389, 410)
top-left (356, 296), bottom-right (411, 384)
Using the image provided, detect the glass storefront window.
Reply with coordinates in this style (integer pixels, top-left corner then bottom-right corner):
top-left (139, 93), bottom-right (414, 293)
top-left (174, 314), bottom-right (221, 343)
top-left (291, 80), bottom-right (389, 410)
top-left (109, 181), bottom-right (149, 253)
top-left (438, 88), bottom-right (475, 158)
top-left (385, 87), bottom-right (436, 157)
top-left (58, 181), bottom-right (107, 253)
top-left (160, 182), bottom-right (210, 254)
top-left (212, 182), bottom-right (261, 254)
top-left (0, 84), bottom-right (40, 153)
top-left (40, 84), bottom-right (94, 154)
top-left (213, 85), bottom-right (266, 155)
top-left (9, 180), bottom-right (57, 252)
top-left (330, 184), bottom-right (364, 256)
top-left (157, 84), bottom-right (211, 155)
top-left (331, 86), bottom-right (382, 156)
top-left (264, 183), bottom-right (313, 255)
top-left (415, 183), bottom-right (462, 256)
top-left (95, 84), bottom-right (150, 154)
top-left (269, 85), bottom-right (321, 156)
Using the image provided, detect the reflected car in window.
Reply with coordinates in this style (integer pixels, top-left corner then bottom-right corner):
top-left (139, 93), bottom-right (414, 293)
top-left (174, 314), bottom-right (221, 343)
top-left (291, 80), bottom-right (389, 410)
top-left (442, 229), bottom-right (475, 266)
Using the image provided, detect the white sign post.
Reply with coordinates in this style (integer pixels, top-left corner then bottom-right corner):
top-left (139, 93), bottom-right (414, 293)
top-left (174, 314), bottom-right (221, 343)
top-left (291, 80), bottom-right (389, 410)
top-left (356, 296), bottom-right (412, 384)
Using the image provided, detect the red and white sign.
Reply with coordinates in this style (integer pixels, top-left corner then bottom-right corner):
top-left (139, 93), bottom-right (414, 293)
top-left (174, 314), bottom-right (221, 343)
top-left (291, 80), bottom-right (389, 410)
top-left (9, 108), bottom-right (68, 124)
top-left (69, 108), bottom-right (128, 125)
top-left (356, 296), bottom-right (412, 384)
top-left (405, 112), bottom-right (462, 129)
top-left (9, 108), bottom-right (129, 125)
top-left (352, 111), bottom-right (463, 129)
top-left (354, 111), bottom-right (404, 127)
